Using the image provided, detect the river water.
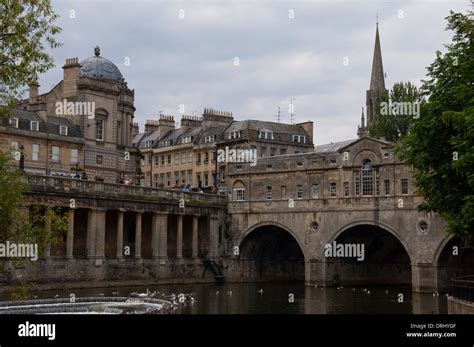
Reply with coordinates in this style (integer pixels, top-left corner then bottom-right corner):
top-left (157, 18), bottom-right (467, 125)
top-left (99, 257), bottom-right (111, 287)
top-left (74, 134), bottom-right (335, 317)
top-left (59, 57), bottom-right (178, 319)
top-left (0, 282), bottom-right (448, 314)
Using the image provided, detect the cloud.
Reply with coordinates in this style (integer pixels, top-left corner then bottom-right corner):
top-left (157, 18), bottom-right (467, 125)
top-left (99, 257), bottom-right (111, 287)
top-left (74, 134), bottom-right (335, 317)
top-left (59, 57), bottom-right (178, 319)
top-left (36, 0), bottom-right (472, 145)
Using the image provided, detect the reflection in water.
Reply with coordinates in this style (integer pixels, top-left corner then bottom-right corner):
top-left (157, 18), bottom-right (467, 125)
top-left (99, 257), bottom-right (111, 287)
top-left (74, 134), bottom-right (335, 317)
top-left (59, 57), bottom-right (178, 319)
top-left (0, 282), bottom-right (447, 314)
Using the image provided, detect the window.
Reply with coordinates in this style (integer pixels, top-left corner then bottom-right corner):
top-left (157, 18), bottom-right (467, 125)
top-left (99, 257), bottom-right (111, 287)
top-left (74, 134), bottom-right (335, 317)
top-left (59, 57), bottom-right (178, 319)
top-left (266, 186), bottom-right (272, 200)
top-left (204, 173), bottom-right (209, 186)
top-left (148, 154), bottom-right (152, 165)
top-left (229, 131), bottom-right (241, 139)
top-left (204, 152), bottom-right (209, 164)
top-left (10, 118), bottom-right (18, 128)
top-left (384, 180), bottom-right (390, 195)
top-left (182, 136), bottom-right (192, 143)
top-left (30, 121), bottom-right (39, 131)
top-left (175, 153), bottom-right (179, 164)
top-left (196, 153), bottom-right (201, 165)
top-left (144, 140), bottom-right (153, 148)
top-left (32, 144), bottom-right (39, 161)
top-left (187, 151), bottom-right (192, 163)
top-left (418, 220), bottom-right (429, 234)
top-left (205, 135), bottom-right (215, 143)
top-left (167, 155), bottom-right (171, 165)
top-left (212, 151), bottom-right (217, 163)
top-left (59, 125), bottom-right (68, 136)
top-left (311, 184), bottom-right (319, 198)
top-left (361, 159), bottom-right (373, 196)
top-left (233, 188), bottom-right (245, 201)
top-left (330, 183), bottom-right (337, 197)
top-left (297, 185), bottom-right (303, 199)
top-left (297, 161), bottom-right (303, 167)
top-left (95, 120), bottom-right (104, 140)
top-left (188, 170), bottom-right (193, 184)
top-left (343, 182), bottom-right (349, 197)
top-left (161, 156), bottom-right (165, 166)
top-left (52, 146), bottom-right (60, 162)
top-left (10, 141), bottom-right (18, 159)
top-left (181, 153), bottom-right (186, 164)
top-left (280, 148), bottom-right (287, 155)
top-left (270, 148), bottom-right (276, 156)
top-left (163, 140), bottom-right (171, 147)
top-left (401, 179), bottom-right (409, 195)
top-left (96, 155), bottom-right (103, 164)
top-left (355, 174), bottom-right (360, 196)
top-left (155, 156), bottom-right (159, 166)
top-left (292, 135), bottom-right (305, 143)
top-left (70, 148), bottom-right (78, 164)
top-left (196, 173), bottom-right (201, 187)
top-left (330, 158), bottom-right (337, 164)
top-left (236, 165), bottom-right (242, 170)
top-left (258, 131), bottom-right (274, 140)
top-left (260, 147), bottom-right (266, 157)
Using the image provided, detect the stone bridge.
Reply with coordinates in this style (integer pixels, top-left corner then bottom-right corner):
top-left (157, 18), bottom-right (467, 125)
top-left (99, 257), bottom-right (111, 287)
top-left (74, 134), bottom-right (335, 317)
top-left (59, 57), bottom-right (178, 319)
top-left (226, 197), bottom-right (472, 292)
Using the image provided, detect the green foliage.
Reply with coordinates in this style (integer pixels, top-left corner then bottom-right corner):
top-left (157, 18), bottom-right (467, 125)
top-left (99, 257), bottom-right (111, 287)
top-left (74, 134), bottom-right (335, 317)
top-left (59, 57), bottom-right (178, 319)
top-left (0, 0), bottom-right (61, 113)
top-left (0, 150), bottom-right (68, 252)
top-left (397, 6), bottom-right (474, 245)
top-left (9, 281), bottom-right (30, 301)
top-left (368, 81), bottom-right (424, 141)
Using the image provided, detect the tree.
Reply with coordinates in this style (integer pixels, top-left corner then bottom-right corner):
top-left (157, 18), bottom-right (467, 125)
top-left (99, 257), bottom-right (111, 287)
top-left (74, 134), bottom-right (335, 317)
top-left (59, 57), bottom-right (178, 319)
top-left (0, 0), bottom-right (61, 113)
top-left (397, 6), bottom-right (474, 245)
top-left (368, 81), bottom-right (423, 141)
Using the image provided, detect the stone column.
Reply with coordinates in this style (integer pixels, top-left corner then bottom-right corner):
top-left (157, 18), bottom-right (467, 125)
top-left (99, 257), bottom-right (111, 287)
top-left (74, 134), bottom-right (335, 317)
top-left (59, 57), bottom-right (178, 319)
top-left (192, 215), bottom-right (199, 258)
top-left (44, 210), bottom-right (51, 259)
top-left (95, 209), bottom-right (106, 259)
top-left (66, 209), bottom-right (75, 259)
top-left (412, 263), bottom-right (438, 293)
top-left (116, 210), bottom-right (124, 259)
top-left (304, 259), bottom-right (329, 287)
top-left (86, 209), bottom-right (96, 259)
top-left (122, 114), bottom-right (127, 147)
top-left (159, 214), bottom-right (168, 261)
top-left (135, 212), bottom-right (142, 259)
top-left (208, 217), bottom-right (219, 258)
top-left (176, 215), bottom-right (183, 259)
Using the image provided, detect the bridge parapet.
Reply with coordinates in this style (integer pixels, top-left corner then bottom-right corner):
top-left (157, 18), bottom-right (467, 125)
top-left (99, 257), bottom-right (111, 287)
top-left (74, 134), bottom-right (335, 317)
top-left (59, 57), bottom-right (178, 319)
top-left (228, 195), bottom-right (423, 213)
top-left (25, 174), bottom-right (227, 206)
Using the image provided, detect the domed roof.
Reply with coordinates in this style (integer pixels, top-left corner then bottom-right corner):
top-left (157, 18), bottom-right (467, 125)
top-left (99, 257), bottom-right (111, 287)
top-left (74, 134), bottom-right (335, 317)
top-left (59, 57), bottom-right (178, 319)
top-left (80, 46), bottom-right (123, 81)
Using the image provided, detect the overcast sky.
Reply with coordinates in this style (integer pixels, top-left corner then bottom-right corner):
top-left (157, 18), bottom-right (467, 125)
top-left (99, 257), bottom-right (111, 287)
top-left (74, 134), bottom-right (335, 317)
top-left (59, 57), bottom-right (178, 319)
top-left (37, 0), bottom-right (470, 145)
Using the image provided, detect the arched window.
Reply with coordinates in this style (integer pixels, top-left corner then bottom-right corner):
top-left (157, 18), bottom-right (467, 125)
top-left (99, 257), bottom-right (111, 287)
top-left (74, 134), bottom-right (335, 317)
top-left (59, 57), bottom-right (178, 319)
top-left (361, 159), bottom-right (373, 196)
top-left (232, 180), bottom-right (246, 201)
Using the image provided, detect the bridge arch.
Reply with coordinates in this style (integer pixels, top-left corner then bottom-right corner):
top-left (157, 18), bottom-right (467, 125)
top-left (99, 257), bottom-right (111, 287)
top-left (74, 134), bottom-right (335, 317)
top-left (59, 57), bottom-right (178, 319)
top-left (324, 220), bottom-right (413, 287)
top-left (239, 221), bottom-right (308, 260)
top-left (326, 220), bottom-right (415, 264)
top-left (236, 221), bottom-right (306, 281)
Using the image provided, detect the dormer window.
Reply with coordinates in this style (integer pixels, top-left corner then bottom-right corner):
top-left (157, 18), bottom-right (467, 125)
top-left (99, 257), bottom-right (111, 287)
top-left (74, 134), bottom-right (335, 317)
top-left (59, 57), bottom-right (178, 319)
top-left (30, 121), bottom-right (39, 131)
top-left (144, 140), bottom-right (154, 148)
top-left (59, 125), bottom-right (68, 136)
top-left (292, 135), bottom-right (305, 143)
top-left (182, 136), bottom-right (192, 143)
top-left (163, 140), bottom-right (171, 147)
top-left (205, 135), bottom-right (216, 143)
top-left (229, 131), bottom-right (241, 139)
top-left (259, 131), bottom-right (274, 140)
top-left (10, 118), bottom-right (18, 128)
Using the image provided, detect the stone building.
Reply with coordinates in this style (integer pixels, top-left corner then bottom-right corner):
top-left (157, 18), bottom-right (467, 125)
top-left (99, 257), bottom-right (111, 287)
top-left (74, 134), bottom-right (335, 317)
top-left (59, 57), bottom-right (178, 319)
top-left (135, 109), bottom-right (314, 191)
top-left (0, 46), bottom-right (139, 182)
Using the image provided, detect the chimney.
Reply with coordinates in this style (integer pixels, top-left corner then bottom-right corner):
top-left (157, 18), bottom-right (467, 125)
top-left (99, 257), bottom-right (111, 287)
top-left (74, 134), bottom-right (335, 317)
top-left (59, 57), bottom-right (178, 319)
top-left (180, 115), bottom-right (202, 134)
top-left (62, 57), bottom-right (81, 99)
top-left (202, 108), bottom-right (234, 130)
top-left (132, 122), bottom-right (140, 138)
top-left (144, 119), bottom-right (159, 134)
top-left (296, 121), bottom-right (314, 144)
top-left (29, 83), bottom-right (39, 104)
top-left (158, 114), bottom-right (175, 138)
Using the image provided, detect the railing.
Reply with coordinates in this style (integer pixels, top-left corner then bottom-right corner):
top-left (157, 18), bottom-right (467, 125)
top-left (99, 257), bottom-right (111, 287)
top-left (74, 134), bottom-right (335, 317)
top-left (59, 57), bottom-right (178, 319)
top-left (24, 174), bottom-right (227, 206)
top-left (451, 276), bottom-right (474, 302)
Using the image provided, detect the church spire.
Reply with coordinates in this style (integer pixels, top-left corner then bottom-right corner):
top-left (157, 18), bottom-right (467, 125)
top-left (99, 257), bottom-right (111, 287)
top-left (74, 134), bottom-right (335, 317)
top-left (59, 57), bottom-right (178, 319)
top-left (365, 20), bottom-right (387, 129)
top-left (370, 22), bottom-right (385, 91)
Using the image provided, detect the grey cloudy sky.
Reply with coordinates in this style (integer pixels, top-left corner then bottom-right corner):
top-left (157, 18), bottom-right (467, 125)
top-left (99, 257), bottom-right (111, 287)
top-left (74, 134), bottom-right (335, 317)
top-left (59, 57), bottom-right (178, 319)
top-left (38, 0), bottom-right (470, 145)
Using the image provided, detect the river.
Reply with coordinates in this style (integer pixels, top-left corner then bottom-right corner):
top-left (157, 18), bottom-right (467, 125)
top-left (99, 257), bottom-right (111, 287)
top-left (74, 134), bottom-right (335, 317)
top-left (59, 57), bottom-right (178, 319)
top-left (0, 282), bottom-right (448, 314)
